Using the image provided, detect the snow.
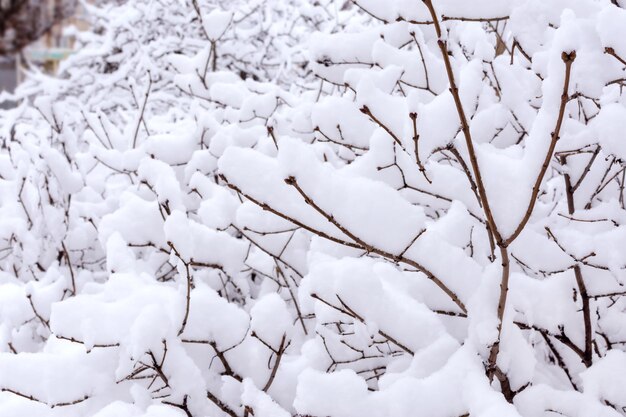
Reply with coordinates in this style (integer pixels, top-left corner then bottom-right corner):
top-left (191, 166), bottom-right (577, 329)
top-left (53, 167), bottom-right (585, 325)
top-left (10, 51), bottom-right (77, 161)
top-left (203, 9), bottom-right (233, 41)
top-left (594, 104), bottom-right (626, 161)
top-left (1, 0), bottom-right (626, 416)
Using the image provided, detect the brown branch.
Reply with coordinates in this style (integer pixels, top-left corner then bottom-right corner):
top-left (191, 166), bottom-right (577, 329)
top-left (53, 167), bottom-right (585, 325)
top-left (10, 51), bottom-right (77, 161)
top-left (61, 241), bottom-right (76, 295)
top-left (485, 50), bottom-right (575, 380)
top-left (571, 146), bottom-right (601, 192)
top-left (207, 389), bottom-right (240, 417)
top-left (163, 395), bottom-right (194, 417)
top-left (605, 47), bottom-right (626, 66)
top-left (511, 39), bottom-right (532, 64)
top-left (540, 332), bottom-right (579, 390)
top-left (284, 176), bottom-right (466, 313)
top-left (586, 157), bottom-right (617, 208)
top-left (360, 105), bottom-right (406, 151)
top-left (131, 74), bottom-right (152, 148)
top-left (1, 388), bottom-right (89, 408)
top-left (267, 126), bottom-right (278, 150)
top-left (167, 241), bottom-right (193, 336)
top-left (220, 172), bottom-right (465, 314)
top-left (26, 294), bottom-right (50, 330)
top-left (422, 0), bottom-right (511, 382)
top-left (505, 51), bottom-right (576, 245)
top-left (409, 32), bottom-right (433, 93)
top-left (561, 154), bottom-right (576, 214)
top-left (409, 112), bottom-right (431, 183)
top-left (560, 154), bottom-right (593, 367)
top-left (311, 293), bottom-right (414, 355)
top-left (262, 334), bottom-right (287, 392)
top-left (441, 15), bottom-right (509, 23)
top-left (444, 145), bottom-right (496, 259)
top-left (350, 0), bottom-right (389, 23)
top-left (422, 0), bottom-right (503, 245)
top-left (486, 245), bottom-right (510, 380)
top-left (220, 175), bottom-right (361, 250)
top-left (275, 262), bottom-right (308, 335)
top-left (590, 290), bottom-right (626, 299)
top-left (573, 266), bottom-right (593, 367)
top-left (396, 15), bottom-right (509, 25)
top-left (514, 321), bottom-right (586, 360)
top-left (209, 341), bottom-right (243, 382)
top-left (55, 335), bottom-right (120, 350)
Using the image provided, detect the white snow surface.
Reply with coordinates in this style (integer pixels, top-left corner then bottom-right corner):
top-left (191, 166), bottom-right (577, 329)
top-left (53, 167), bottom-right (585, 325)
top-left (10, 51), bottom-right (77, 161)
top-left (0, 0), bottom-right (625, 416)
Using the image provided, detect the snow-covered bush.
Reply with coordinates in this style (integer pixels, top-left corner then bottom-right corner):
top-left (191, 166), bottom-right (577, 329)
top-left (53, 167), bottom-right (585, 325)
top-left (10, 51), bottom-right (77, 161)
top-left (2, 0), bottom-right (626, 416)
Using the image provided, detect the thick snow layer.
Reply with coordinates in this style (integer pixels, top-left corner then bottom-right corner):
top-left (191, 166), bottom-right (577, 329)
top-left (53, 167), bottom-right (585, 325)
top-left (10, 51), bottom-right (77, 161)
top-left (1, 0), bottom-right (626, 416)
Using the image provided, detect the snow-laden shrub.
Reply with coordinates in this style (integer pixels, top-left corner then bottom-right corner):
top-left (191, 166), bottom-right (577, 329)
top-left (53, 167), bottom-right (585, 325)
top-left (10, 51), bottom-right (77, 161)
top-left (1, 0), bottom-right (626, 416)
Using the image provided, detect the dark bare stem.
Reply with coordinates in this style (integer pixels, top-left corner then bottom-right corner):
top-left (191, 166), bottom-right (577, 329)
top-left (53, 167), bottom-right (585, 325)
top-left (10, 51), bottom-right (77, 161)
top-left (505, 51), bottom-right (576, 245)
top-left (211, 41), bottom-right (217, 72)
top-left (27, 294), bottom-right (50, 330)
top-left (422, 0), bottom-right (512, 381)
top-left (540, 333), bottom-right (580, 390)
top-left (560, 154), bottom-right (593, 367)
top-left (1, 388), bottom-right (89, 408)
top-left (207, 389), bottom-right (240, 417)
top-left (571, 146), bottom-right (600, 192)
top-left (514, 321), bottom-right (586, 360)
top-left (561, 154), bottom-right (576, 214)
top-left (605, 47), bottom-right (626, 66)
top-left (360, 105), bottom-right (405, 151)
top-left (262, 334), bottom-right (287, 392)
top-left (209, 340), bottom-right (243, 381)
top-left (167, 241), bottom-right (192, 336)
top-left (61, 241), bottom-right (76, 295)
top-left (445, 145), bottom-right (496, 259)
top-left (409, 112), bottom-right (431, 183)
top-left (55, 334), bottom-right (120, 349)
top-left (220, 174), bottom-right (465, 313)
top-left (163, 395), bottom-right (194, 417)
top-left (573, 266), bottom-right (593, 367)
top-left (422, 0), bottom-right (503, 245)
top-left (311, 293), bottom-right (414, 354)
top-left (284, 176), bottom-right (466, 313)
top-left (486, 245), bottom-right (510, 380)
top-left (132, 74), bottom-right (152, 148)
top-left (267, 126), bottom-right (278, 150)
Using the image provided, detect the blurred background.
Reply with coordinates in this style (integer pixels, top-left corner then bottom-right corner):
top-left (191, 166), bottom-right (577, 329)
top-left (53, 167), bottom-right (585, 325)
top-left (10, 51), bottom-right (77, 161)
top-left (1, 0), bottom-right (86, 99)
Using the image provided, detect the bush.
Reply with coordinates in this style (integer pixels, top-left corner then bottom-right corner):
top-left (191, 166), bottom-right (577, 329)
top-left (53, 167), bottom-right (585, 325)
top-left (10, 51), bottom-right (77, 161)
top-left (1, 1), bottom-right (626, 416)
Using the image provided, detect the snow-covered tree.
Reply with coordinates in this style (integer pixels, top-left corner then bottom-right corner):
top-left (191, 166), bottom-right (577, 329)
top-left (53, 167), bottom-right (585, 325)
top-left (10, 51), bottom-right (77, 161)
top-left (1, 1), bottom-right (626, 417)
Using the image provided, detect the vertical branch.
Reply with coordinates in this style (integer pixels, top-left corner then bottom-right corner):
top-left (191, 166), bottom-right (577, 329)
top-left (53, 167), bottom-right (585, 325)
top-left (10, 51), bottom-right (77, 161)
top-left (275, 263), bottom-right (307, 335)
top-left (267, 126), bottom-right (279, 150)
top-left (422, 0), bottom-right (503, 245)
top-left (409, 112), bottom-right (432, 183)
top-left (560, 154), bottom-right (593, 367)
top-left (261, 334), bottom-right (288, 392)
top-left (619, 169), bottom-right (626, 210)
top-left (423, 0), bottom-right (577, 387)
top-left (573, 266), bottom-right (592, 366)
top-left (167, 241), bottom-right (192, 336)
top-left (61, 241), bottom-right (76, 295)
top-left (486, 245), bottom-right (510, 380)
top-left (422, 0), bottom-right (508, 381)
top-left (211, 41), bottom-right (217, 72)
top-left (132, 74), bottom-right (153, 149)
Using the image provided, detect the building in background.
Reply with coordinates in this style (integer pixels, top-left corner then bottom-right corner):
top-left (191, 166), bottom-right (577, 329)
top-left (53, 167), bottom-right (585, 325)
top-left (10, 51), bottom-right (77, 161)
top-left (0, 56), bottom-right (17, 94)
top-left (23, 2), bottom-right (88, 75)
top-left (0, 0), bottom-right (82, 96)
